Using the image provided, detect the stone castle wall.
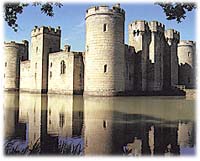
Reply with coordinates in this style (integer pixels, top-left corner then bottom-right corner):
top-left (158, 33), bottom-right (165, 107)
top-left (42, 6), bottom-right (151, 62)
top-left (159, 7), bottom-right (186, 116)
top-left (48, 50), bottom-right (84, 94)
top-left (84, 4), bottom-right (126, 96)
top-left (20, 60), bottom-right (31, 91)
top-left (4, 4), bottom-right (195, 96)
top-left (48, 51), bottom-right (74, 94)
top-left (4, 41), bottom-right (29, 91)
top-left (73, 52), bottom-right (84, 94)
top-left (124, 45), bottom-right (135, 91)
top-left (178, 40), bottom-right (196, 88)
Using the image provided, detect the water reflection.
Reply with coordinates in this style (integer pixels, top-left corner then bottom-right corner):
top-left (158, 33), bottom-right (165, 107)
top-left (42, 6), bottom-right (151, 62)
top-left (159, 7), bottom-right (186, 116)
top-left (3, 92), bottom-right (195, 156)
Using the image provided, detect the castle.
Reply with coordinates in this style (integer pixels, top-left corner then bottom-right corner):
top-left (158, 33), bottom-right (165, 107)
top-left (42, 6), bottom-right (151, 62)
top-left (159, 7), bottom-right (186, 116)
top-left (3, 4), bottom-right (196, 96)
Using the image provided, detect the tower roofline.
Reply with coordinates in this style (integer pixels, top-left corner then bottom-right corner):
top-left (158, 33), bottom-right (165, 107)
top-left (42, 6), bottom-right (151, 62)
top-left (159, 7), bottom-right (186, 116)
top-left (31, 26), bottom-right (61, 37)
top-left (85, 4), bottom-right (125, 20)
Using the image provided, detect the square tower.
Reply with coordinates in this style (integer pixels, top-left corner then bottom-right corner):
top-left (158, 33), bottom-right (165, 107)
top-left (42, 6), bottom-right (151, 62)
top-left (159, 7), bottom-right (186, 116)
top-left (30, 26), bottom-right (61, 93)
top-left (128, 20), bottom-right (151, 91)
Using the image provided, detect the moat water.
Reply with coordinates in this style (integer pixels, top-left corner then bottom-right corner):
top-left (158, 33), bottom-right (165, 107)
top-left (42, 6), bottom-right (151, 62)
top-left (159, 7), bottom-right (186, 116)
top-left (3, 92), bottom-right (195, 156)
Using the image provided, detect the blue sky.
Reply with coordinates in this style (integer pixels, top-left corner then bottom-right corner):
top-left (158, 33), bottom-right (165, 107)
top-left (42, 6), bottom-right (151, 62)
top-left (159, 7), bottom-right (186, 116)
top-left (4, 2), bottom-right (196, 51)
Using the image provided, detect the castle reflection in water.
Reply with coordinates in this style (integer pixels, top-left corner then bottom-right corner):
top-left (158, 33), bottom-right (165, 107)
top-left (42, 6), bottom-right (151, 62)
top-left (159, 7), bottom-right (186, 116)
top-left (4, 92), bottom-right (195, 156)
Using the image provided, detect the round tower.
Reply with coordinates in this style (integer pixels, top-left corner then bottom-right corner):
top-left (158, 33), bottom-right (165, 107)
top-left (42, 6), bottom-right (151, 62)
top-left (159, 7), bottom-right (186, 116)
top-left (178, 40), bottom-right (195, 66)
top-left (177, 40), bottom-right (196, 88)
top-left (84, 4), bottom-right (125, 96)
top-left (4, 41), bottom-right (28, 91)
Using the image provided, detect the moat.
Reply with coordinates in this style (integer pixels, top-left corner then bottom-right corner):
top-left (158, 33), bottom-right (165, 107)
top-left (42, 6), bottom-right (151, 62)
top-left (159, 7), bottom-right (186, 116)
top-left (4, 92), bottom-right (195, 156)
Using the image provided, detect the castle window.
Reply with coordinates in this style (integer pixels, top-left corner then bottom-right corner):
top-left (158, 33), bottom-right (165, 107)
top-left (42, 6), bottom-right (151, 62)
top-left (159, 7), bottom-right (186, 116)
top-left (137, 30), bottom-right (139, 36)
top-left (103, 24), bottom-right (107, 32)
top-left (61, 60), bottom-right (66, 74)
top-left (104, 64), bottom-right (107, 73)
top-left (5, 62), bottom-right (7, 67)
top-left (188, 52), bottom-right (191, 57)
top-left (103, 120), bottom-right (107, 129)
top-left (35, 73), bottom-right (37, 79)
top-left (35, 63), bottom-right (37, 69)
top-left (59, 113), bottom-right (65, 128)
top-left (36, 47), bottom-right (38, 53)
top-left (87, 45), bottom-right (89, 52)
top-left (50, 62), bottom-right (53, 67)
top-left (50, 71), bottom-right (52, 78)
top-left (133, 30), bottom-right (136, 36)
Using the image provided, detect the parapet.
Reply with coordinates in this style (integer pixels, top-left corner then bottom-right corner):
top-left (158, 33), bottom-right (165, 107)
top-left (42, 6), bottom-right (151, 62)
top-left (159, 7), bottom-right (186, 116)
top-left (129, 20), bottom-right (149, 32)
top-left (4, 40), bottom-right (28, 48)
top-left (85, 4), bottom-right (125, 19)
top-left (148, 21), bottom-right (165, 33)
top-left (178, 40), bottom-right (195, 47)
top-left (72, 51), bottom-right (84, 58)
top-left (63, 44), bottom-right (71, 52)
top-left (165, 29), bottom-right (180, 42)
top-left (31, 26), bottom-right (61, 37)
top-left (22, 40), bottom-right (29, 46)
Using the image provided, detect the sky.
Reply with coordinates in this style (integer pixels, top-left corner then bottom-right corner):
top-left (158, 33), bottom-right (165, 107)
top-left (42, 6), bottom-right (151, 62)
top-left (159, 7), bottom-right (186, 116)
top-left (4, 2), bottom-right (196, 52)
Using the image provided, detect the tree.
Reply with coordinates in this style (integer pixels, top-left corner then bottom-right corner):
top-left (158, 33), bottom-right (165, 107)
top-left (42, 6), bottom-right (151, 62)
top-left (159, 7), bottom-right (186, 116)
top-left (4, 2), bottom-right (63, 32)
top-left (4, 2), bottom-right (196, 32)
top-left (156, 2), bottom-right (196, 23)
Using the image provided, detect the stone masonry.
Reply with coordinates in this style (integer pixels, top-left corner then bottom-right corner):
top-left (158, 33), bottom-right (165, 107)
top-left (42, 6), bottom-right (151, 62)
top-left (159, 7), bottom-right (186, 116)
top-left (3, 4), bottom-right (196, 96)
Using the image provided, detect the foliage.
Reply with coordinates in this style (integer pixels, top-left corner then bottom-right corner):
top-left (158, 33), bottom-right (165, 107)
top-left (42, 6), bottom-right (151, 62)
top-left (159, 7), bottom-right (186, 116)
top-left (4, 2), bottom-right (63, 32)
top-left (156, 2), bottom-right (196, 23)
top-left (4, 2), bottom-right (196, 32)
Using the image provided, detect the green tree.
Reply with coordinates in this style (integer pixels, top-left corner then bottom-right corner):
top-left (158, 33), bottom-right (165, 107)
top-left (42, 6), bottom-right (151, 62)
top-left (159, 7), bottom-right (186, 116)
top-left (4, 2), bottom-right (196, 32)
top-left (4, 2), bottom-right (63, 32)
top-left (156, 2), bottom-right (196, 23)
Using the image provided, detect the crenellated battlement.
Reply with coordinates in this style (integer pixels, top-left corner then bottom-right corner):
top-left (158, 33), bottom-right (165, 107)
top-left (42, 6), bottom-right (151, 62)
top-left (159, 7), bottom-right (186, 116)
top-left (148, 21), bottom-right (165, 33)
top-left (4, 40), bottom-right (28, 48)
top-left (85, 4), bottom-right (125, 19)
top-left (129, 20), bottom-right (150, 33)
top-left (178, 40), bottom-right (195, 47)
top-left (164, 29), bottom-right (180, 42)
top-left (31, 26), bottom-right (61, 37)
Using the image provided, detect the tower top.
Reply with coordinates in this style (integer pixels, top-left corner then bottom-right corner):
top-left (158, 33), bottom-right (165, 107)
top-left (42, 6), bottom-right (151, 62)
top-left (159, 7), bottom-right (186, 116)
top-left (4, 40), bottom-right (28, 47)
top-left (148, 21), bottom-right (165, 33)
top-left (85, 4), bottom-right (125, 19)
top-left (129, 20), bottom-right (149, 32)
top-left (31, 26), bottom-right (61, 37)
top-left (178, 40), bottom-right (195, 47)
top-left (165, 29), bottom-right (180, 42)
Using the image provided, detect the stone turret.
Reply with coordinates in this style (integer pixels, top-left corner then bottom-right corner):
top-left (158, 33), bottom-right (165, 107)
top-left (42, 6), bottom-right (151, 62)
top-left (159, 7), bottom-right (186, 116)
top-left (84, 4), bottom-right (125, 96)
top-left (178, 40), bottom-right (195, 66)
top-left (128, 20), bottom-right (151, 91)
top-left (4, 41), bottom-right (29, 91)
top-left (148, 21), bottom-right (165, 91)
top-left (165, 29), bottom-right (180, 87)
top-left (29, 26), bottom-right (61, 93)
top-left (178, 40), bottom-right (196, 88)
